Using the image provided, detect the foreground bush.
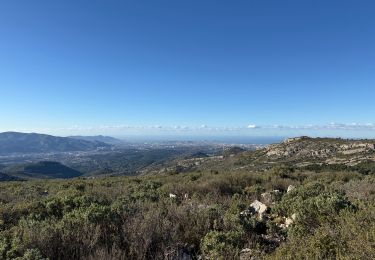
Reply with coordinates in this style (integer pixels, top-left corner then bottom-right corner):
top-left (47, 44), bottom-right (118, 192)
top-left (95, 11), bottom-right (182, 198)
top-left (201, 230), bottom-right (243, 259)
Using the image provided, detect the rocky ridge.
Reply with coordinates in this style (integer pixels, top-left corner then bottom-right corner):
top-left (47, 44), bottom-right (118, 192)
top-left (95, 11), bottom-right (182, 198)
top-left (265, 136), bottom-right (375, 166)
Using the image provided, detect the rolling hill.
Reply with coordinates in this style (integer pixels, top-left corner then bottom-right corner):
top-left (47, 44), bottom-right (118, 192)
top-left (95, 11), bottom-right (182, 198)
top-left (4, 161), bottom-right (82, 179)
top-left (0, 132), bottom-right (110, 154)
top-left (0, 172), bottom-right (22, 181)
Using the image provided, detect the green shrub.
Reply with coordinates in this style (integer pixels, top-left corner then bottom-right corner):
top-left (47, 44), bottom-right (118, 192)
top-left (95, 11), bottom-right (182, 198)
top-left (273, 182), bottom-right (353, 238)
top-left (15, 249), bottom-right (47, 260)
top-left (270, 165), bottom-right (295, 179)
top-left (201, 231), bottom-right (243, 259)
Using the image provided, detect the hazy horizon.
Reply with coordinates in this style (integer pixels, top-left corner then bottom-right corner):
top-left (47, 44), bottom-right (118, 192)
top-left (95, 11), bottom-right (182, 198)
top-left (3, 130), bottom-right (375, 144)
top-left (3, 125), bottom-right (375, 140)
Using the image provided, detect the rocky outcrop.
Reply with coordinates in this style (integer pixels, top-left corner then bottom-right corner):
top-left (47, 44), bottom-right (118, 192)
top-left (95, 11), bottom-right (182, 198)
top-left (238, 194), bottom-right (298, 256)
top-left (243, 191), bottom-right (298, 229)
top-left (264, 137), bottom-right (375, 166)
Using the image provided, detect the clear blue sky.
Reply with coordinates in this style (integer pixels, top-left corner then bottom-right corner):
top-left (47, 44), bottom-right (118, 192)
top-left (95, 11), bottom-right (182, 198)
top-left (0, 1), bottom-right (374, 137)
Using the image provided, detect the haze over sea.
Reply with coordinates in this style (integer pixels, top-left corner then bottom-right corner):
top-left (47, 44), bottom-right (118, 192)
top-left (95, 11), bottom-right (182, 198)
top-left (119, 135), bottom-right (285, 144)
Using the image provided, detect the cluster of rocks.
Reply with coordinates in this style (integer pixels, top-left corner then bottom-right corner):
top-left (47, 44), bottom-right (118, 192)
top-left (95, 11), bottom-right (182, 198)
top-left (241, 185), bottom-right (297, 227)
top-left (238, 185), bottom-right (297, 259)
top-left (171, 185), bottom-right (298, 260)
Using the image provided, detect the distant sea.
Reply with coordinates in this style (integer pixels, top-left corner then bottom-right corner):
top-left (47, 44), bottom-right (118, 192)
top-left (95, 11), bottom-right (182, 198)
top-left (118, 135), bottom-right (286, 145)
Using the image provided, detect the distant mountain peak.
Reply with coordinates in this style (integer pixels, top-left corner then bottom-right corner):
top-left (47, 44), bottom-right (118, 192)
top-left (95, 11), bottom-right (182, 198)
top-left (0, 132), bottom-right (110, 154)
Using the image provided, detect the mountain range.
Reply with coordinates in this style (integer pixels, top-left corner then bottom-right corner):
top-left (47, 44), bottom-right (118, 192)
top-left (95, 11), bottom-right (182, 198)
top-left (0, 132), bottom-right (110, 154)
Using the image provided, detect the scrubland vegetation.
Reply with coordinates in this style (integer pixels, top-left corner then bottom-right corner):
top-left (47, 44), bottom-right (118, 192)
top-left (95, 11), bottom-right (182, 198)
top-left (1, 165), bottom-right (375, 259)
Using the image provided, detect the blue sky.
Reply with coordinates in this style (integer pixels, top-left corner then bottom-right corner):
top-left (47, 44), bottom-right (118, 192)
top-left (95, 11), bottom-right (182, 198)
top-left (0, 1), bottom-right (374, 137)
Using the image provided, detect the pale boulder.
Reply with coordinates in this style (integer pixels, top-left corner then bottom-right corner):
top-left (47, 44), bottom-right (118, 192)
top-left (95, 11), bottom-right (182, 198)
top-left (250, 200), bottom-right (269, 219)
top-left (287, 185), bottom-right (296, 193)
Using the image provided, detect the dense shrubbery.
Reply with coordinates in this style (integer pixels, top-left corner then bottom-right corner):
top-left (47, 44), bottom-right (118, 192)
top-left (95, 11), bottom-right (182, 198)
top-left (303, 161), bottom-right (375, 175)
top-left (274, 182), bottom-right (353, 238)
top-left (270, 203), bottom-right (375, 259)
top-left (0, 167), bottom-right (374, 259)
